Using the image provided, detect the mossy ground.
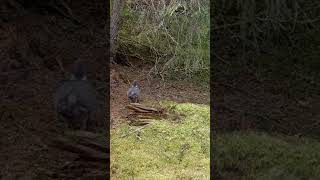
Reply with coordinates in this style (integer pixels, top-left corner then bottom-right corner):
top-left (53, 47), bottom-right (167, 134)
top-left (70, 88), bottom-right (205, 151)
top-left (111, 102), bottom-right (210, 179)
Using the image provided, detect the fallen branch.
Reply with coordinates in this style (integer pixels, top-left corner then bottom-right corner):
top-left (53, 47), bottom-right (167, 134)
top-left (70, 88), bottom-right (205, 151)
top-left (125, 103), bottom-right (167, 126)
top-left (39, 129), bottom-right (109, 163)
top-left (126, 103), bottom-right (165, 113)
top-left (50, 135), bottom-right (108, 162)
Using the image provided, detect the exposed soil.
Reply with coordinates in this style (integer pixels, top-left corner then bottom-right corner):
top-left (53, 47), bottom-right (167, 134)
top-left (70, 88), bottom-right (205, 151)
top-left (110, 61), bottom-right (210, 128)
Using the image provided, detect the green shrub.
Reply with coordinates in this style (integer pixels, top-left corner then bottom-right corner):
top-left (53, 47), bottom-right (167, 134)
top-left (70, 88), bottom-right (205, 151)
top-left (118, 0), bottom-right (209, 82)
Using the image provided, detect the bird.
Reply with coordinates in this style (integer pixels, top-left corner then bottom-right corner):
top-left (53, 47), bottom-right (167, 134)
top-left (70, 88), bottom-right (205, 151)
top-left (70, 60), bottom-right (87, 80)
top-left (54, 60), bottom-right (97, 130)
top-left (127, 80), bottom-right (140, 103)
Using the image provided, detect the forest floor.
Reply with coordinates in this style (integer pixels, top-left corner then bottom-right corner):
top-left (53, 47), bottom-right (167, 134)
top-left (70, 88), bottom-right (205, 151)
top-left (110, 61), bottom-right (210, 179)
top-left (110, 61), bottom-right (209, 128)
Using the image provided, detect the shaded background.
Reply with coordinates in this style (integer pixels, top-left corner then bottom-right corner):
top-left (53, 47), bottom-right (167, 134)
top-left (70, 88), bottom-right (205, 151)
top-left (213, 0), bottom-right (320, 139)
top-left (212, 0), bottom-right (320, 179)
top-left (0, 0), bottom-right (108, 179)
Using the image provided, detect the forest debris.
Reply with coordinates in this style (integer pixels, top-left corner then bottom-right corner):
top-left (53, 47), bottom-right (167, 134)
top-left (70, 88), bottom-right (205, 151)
top-left (126, 103), bottom-right (167, 126)
top-left (45, 130), bottom-right (108, 162)
top-left (50, 137), bottom-right (108, 162)
top-left (126, 103), bottom-right (166, 117)
top-left (126, 103), bottom-right (165, 113)
top-left (64, 130), bottom-right (108, 152)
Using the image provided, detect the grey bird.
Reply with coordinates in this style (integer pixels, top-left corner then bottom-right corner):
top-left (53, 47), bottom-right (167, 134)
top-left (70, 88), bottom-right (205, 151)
top-left (127, 80), bottom-right (140, 103)
top-left (54, 60), bottom-right (97, 130)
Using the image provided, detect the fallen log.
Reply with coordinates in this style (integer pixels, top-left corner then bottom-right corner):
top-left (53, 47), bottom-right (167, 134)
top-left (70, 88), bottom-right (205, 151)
top-left (125, 103), bottom-right (167, 126)
top-left (49, 134), bottom-right (108, 162)
top-left (43, 130), bottom-right (108, 163)
top-left (128, 103), bottom-right (162, 112)
top-left (126, 103), bottom-right (165, 114)
top-left (64, 130), bottom-right (108, 152)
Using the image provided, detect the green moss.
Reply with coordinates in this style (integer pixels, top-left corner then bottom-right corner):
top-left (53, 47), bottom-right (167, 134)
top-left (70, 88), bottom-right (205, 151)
top-left (111, 102), bottom-right (210, 179)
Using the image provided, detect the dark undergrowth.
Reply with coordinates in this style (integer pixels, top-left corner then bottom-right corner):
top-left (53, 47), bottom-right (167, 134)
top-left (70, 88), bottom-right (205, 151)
top-left (212, 0), bottom-right (320, 179)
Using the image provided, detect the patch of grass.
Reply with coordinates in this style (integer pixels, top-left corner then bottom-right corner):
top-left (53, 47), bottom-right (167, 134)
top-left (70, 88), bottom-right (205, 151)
top-left (111, 102), bottom-right (210, 179)
top-left (215, 132), bottom-right (320, 179)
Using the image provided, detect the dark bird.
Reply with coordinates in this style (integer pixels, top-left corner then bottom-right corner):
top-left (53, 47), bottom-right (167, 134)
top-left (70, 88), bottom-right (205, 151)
top-left (127, 80), bottom-right (140, 103)
top-left (71, 60), bottom-right (87, 80)
top-left (54, 60), bottom-right (97, 130)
